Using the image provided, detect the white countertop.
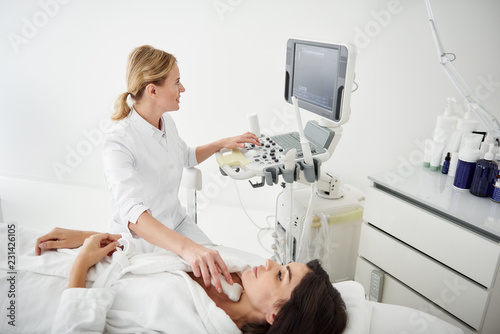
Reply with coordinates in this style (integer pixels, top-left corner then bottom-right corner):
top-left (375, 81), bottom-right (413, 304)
top-left (368, 166), bottom-right (500, 242)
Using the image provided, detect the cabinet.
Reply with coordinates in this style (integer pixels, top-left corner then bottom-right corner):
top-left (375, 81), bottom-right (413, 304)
top-left (355, 166), bottom-right (500, 333)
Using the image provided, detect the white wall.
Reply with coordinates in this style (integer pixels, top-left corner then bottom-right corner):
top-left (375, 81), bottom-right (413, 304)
top-left (1, 0), bottom-right (499, 219)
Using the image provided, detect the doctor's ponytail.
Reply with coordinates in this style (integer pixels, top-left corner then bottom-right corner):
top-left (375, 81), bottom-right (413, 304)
top-left (111, 45), bottom-right (177, 121)
top-left (112, 92), bottom-right (131, 121)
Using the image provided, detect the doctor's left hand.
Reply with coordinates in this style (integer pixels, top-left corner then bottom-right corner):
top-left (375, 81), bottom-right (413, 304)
top-left (220, 131), bottom-right (260, 149)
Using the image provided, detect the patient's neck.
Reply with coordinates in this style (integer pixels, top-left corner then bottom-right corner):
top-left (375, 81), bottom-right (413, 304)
top-left (188, 273), bottom-right (265, 328)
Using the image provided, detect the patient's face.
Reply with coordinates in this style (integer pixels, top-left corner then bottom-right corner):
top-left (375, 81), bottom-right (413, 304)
top-left (241, 259), bottom-right (309, 313)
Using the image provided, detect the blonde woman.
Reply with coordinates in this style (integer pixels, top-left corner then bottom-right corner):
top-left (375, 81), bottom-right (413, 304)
top-left (103, 45), bottom-right (260, 294)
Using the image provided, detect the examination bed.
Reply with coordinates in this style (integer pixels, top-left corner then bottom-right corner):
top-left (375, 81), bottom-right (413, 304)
top-left (0, 224), bottom-right (463, 333)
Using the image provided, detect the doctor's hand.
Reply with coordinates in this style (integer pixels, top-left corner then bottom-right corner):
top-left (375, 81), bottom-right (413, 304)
top-left (220, 131), bottom-right (260, 149)
top-left (196, 131), bottom-right (261, 164)
top-left (180, 242), bottom-right (233, 294)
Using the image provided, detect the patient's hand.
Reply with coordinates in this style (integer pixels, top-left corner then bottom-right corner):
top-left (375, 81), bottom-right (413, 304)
top-left (74, 233), bottom-right (120, 269)
top-left (35, 227), bottom-right (121, 255)
top-left (69, 233), bottom-right (120, 288)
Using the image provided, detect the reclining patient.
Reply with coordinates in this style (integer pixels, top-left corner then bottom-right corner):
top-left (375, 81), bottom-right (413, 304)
top-left (0, 226), bottom-right (347, 334)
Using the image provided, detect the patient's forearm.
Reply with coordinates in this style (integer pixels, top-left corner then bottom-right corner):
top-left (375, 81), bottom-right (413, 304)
top-left (69, 260), bottom-right (90, 288)
top-left (67, 233), bottom-right (120, 288)
top-left (129, 211), bottom-right (196, 254)
top-left (36, 228), bottom-right (97, 255)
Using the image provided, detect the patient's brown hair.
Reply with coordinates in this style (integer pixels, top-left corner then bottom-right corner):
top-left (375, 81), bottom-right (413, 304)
top-left (241, 259), bottom-right (348, 334)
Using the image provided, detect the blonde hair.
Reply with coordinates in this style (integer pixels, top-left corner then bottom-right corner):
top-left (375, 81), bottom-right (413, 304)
top-left (112, 45), bottom-right (177, 121)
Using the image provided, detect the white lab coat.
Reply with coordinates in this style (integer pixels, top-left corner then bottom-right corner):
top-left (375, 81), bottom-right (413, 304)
top-left (102, 108), bottom-right (199, 237)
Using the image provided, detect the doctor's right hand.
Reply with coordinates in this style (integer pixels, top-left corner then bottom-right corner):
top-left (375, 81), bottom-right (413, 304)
top-left (180, 242), bottom-right (233, 294)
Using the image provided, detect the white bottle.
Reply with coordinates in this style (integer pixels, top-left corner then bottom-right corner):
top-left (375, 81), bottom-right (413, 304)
top-left (479, 133), bottom-right (494, 160)
top-left (433, 97), bottom-right (458, 144)
top-left (457, 104), bottom-right (479, 133)
top-left (455, 104), bottom-right (479, 153)
top-left (448, 151), bottom-right (459, 177)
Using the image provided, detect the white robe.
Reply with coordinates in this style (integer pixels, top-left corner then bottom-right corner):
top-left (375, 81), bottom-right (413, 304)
top-left (0, 225), bottom-right (464, 334)
top-left (0, 225), bottom-right (264, 334)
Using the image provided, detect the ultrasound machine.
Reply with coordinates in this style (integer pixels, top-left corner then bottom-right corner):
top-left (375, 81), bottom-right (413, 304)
top-left (216, 39), bottom-right (355, 191)
top-left (216, 39), bottom-right (363, 277)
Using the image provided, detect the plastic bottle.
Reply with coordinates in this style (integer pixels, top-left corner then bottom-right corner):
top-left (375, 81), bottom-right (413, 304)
top-left (432, 97), bottom-right (458, 146)
top-left (455, 104), bottom-right (479, 149)
top-left (495, 152), bottom-right (500, 168)
top-left (479, 133), bottom-right (494, 160)
top-left (459, 104), bottom-right (479, 132)
top-left (441, 152), bottom-right (451, 174)
top-left (470, 144), bottom-right (498, 197)
top-left (448, 151), bottom-right (459, 177)
top-left (423, 139), bottom-right (433, 168)
top-left (453, 139), bottom-right (480, 190)
top-left (430, 140), bottom-right (445, 171)
top-left (491, 175), bottom-right (500, 203)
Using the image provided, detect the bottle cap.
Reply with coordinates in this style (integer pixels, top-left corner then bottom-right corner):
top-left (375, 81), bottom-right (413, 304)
top-left (459, 142), bottom-right (480, 162)
top-left (485, 144), bottom-right (495, 161)
top-left (444, 97), bottom-right (457, 117)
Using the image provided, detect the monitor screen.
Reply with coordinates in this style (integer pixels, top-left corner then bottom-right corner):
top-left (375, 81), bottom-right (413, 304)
top-left (284, 39), bottom-right (355, 125)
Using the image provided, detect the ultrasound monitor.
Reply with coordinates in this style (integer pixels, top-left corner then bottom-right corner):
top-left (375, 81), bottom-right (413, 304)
top-left (284, 39), bottom-right (356, 126)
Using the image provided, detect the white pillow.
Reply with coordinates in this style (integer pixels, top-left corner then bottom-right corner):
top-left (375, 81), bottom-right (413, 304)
top-left (333, 281), bottom-right (464, 334)
top-left (333, 280), bottom-right (369, 334)
top-left (367, 301), bottom-right (464, 334)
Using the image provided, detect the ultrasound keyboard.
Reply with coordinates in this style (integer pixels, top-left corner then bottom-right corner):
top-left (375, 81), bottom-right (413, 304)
top-left (270, 132), bottom-right (326, 158)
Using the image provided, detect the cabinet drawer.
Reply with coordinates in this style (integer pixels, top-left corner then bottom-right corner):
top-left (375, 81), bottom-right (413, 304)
top-left (355, 257), bottom-right (476, 334)
top-left (359, 222), bottom-right (489, 329)
top-left (364, 186), bottom-right (500, 288)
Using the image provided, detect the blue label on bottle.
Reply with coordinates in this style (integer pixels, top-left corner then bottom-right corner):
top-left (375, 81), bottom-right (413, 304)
top-left (492, 187), bottom-right (500, 203)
